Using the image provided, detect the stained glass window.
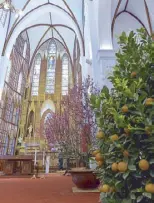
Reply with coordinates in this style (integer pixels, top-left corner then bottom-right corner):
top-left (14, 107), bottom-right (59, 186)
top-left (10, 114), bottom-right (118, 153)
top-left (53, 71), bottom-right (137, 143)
top-left (62, 54), bottom-right (69, 95)
top-left (46, 40), bottom-right (57, 94)
top-left (23, 43), bottom-right (27, 58)
top-left (0, 33), bottom-right (30, 155)
top-left (5, 61), bottom-right (11, 83)
top-left (17, 72), bottom-right (22, 93)
top-left (31, 53), bottom-right (41, 96)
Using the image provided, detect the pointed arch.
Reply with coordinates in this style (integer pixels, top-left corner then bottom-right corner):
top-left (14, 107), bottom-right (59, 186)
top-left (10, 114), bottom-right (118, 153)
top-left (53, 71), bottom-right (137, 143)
top-left (31, 53), bottom-right (41, 96)
top-left (62, 53), bottom-right (69, 95)
top-left (46, 39), bottom-right (57, 94)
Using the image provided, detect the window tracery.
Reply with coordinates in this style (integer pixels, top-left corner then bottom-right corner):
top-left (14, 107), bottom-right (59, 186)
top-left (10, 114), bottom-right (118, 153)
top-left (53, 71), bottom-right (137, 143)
top-left (23, 42), bottom-right (27, 58)
top-left (0, 32), bottom-right (30, 155)
top-left (17, 72), bottom-right (23, 94)
top-left (46, 40), bottom-right (57, 94)
top-left (62, 54), bottom-right (69, 95)
top-left (31, 53), bottom-right (41, 96)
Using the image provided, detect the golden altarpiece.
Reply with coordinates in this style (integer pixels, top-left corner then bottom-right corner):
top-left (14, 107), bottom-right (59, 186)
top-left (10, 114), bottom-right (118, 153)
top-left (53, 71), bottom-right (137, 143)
top-left (0, 32), bottom-right (81, 171)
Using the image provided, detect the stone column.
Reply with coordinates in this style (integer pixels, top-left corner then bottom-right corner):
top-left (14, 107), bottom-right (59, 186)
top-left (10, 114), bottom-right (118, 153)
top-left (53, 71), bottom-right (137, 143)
top-left (80, 56), bottom-right (88, 81)
top-left (45, 155), bottom-right (50, 174)
top-left (96, 50), bottom-right (116, 89)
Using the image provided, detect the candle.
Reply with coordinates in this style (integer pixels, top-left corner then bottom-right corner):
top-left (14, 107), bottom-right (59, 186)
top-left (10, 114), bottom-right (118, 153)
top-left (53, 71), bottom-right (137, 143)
top-left (34, 132), bottom-right (36, 143)
top-left (43, 151), bottom-right (45, 166)
top-left (34, 149), bottom-right (37, 165)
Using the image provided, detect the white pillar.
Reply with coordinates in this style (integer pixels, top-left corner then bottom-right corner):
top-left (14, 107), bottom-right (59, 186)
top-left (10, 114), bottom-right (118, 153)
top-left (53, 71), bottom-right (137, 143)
top-left (80, 56), bottom-right (88, 81)
top-left (34, 149), bottom-right (37, 165)
top-left (85, 0), bottom-right (99, 84)
top-left (98, 0), bottom-right (113, 50)
top-left (45, 155), bottom-right (50, 174)
top-left (96, 50), bottom-right (116, 89)
top-left (43, 151), bottom-right (45, 166)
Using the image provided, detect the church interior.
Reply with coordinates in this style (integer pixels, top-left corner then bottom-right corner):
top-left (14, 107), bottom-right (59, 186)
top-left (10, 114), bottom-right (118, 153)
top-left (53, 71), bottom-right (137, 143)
top-left (0, 1), bottom-right (154, 203)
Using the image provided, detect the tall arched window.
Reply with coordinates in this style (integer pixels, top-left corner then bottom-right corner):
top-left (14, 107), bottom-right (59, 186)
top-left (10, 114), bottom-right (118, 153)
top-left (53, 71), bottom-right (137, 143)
top-left (31, 53), bottom-right (41, 96)
top-left (23, 42), bottom-right (27, 58)
top-left (46, 40), bottom-right (57, 94)
top-left (62, 54), bottom-right (69, 95)
top-left (5, 60), bottom-right (11, 83)
top-left (17, 72), bottom-right (22, 93)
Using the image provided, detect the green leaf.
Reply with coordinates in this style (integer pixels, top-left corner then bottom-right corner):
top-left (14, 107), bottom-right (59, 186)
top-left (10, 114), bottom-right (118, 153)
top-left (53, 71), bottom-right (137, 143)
top-left (131, 193), bottom-right (136, 200)
top-left (150, 170), bottom-right (154, 178)
top-left (122, 199), bottom-right (132, 203)
top-left (149, 159), bottom-right (154, 164)
top-left (128, 164), bottom-right (136, 171)
top-left (137, 196), bottom-right (144, 202)
top-left (133, 171), bottom-right (142, 178)
top-left (143, 192), bottom-right (152, 199)
top-left (95, 98), bottom-right (101, 108)
top-left (101, 86), bottom-right (110, 99)
top-left (115, 180), bottom-right (122, 187)
top-left (123, 171), bottom-right (130, 180)
top-left (90, 95), bottom-right (96, 106)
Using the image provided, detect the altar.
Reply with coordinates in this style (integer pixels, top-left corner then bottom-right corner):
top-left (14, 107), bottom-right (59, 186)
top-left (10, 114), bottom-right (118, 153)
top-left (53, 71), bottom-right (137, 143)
top-left (0, 155), bottom-right (33, 175)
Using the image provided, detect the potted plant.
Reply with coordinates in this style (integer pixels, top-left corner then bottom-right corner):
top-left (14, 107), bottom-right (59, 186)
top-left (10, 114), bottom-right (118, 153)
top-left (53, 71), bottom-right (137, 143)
top-left (91, 28), bottom-right (154, 203)
top-left (45, 76), bottom-right (100, 189)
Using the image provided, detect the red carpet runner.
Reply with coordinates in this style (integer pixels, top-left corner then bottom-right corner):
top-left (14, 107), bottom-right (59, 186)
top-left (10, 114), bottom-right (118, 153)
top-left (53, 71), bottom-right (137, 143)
top-left (0, 176), bottom-right (99, 203)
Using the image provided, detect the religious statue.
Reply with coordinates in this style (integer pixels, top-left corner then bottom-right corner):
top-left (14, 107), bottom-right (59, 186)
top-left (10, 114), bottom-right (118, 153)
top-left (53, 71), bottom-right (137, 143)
top-left (17, 136), bottom-right (23, 145)
top-left (28, 123), bottom-right (33, 138)
top-left (49, 56), bottom-right (55, 66)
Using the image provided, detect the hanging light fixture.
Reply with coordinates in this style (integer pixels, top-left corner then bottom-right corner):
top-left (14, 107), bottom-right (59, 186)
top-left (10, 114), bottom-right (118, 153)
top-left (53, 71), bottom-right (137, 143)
top-left (0, 0), bottom-right (23, 17)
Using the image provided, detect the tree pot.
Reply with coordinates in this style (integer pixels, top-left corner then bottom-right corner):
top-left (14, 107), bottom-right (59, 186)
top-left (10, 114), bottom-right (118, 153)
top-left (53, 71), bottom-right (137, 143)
top-left (69, 169), bottom-right (100, 189)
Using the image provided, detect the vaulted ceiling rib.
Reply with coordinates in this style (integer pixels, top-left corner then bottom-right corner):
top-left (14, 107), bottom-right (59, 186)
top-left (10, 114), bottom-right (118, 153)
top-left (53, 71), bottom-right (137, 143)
top-left (3, 0), bottom-right (84, 60)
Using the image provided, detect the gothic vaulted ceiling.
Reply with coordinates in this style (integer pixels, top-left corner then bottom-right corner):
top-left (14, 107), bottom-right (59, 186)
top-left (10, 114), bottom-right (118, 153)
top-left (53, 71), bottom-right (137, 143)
top-left (111, 0), bottom-right (154, 49)
top-left (2, 0), bottom-right (154, 61)
top-left (3, 0), bottom-right (84, 63)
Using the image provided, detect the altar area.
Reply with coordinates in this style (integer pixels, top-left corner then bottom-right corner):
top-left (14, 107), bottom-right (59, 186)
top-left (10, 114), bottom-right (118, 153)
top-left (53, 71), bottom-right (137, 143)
top-left (16, 136), bottom-right (78, 173)
top-left (0, 155), bottom-right (33, 175)
top-left (0, 128), bottom-right (78, 176)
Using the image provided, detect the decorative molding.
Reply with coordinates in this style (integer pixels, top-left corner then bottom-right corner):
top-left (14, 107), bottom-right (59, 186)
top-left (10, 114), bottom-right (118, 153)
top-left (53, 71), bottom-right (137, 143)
top-left (97, 50), bottom-right (115, 89)
top-left (111, 0), bottom-right (122, 37)
top-left (144, 0), bottom-right (153, 36)
top-left (86, 59), bottom-right (92, 65)
top-left (113, 10), bottom-right (149, 37)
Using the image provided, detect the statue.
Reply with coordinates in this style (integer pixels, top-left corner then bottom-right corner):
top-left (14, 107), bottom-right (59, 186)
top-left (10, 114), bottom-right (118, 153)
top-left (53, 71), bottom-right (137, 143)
top-left (28, 123), bottom-right (33, 138)
top-left (17, 136), bottom-right (23, 145)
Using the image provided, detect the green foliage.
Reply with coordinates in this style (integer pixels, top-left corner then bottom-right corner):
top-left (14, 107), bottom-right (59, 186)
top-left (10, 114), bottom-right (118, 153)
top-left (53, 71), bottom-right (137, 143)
top-left (91, 28), bottom-right (154, 203)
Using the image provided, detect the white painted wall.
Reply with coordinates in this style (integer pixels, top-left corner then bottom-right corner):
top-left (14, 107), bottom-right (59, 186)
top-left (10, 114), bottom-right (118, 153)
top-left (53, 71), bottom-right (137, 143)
top-left (84, 0), bottom-right (154, 88)
top-left (113, 12), bottom-right (143, 51)
top-left (0, 10), bottom-right (10, 58)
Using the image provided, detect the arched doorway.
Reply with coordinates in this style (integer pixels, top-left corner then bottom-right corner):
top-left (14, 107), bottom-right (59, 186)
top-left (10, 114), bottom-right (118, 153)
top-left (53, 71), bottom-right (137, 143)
top-left (40, 109), bottom-right (53, 139)
top-left (40, 109), bottom-right (59, 171)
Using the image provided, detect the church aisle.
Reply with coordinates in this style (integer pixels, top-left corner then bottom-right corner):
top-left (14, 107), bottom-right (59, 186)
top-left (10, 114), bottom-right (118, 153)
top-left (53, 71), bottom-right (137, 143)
top-left (0, 176), bottom-right (99, 203)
